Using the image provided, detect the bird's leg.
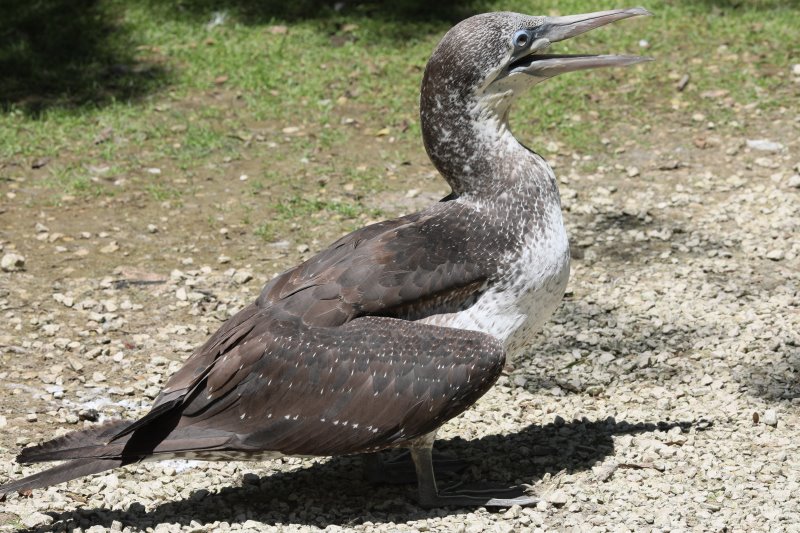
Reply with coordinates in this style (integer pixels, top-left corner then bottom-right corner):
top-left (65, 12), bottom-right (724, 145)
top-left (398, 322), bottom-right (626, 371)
top-left (410, 443), bottom-right (540, 508)
top-left (362, 448), bottom-right (466, 485)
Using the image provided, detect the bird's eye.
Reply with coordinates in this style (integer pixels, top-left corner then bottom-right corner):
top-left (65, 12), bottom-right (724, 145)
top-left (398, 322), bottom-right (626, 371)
top-left (513, 30), bottom-right (529, 49)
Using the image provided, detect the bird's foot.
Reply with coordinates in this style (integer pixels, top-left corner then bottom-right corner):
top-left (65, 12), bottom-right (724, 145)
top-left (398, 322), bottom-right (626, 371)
top-left (419, 482), bottom-right (539, 509)
top-left (363, 450), bottom-right (467, 485)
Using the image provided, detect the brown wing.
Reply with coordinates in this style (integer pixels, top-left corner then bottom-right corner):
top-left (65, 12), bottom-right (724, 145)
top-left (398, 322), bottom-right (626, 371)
top-left (107, 201), bottom-right (509, 455)
top-left (182, 315), bottom-right (504, 455)
top-left (106, 315), bottom-right (504, 458)
top-left (256, 202), bottom-right (498, 326)
top-left (152, 202), bottom-right (502, 408)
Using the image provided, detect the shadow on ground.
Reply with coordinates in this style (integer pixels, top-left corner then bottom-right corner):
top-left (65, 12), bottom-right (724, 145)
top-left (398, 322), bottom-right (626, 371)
top-left (0, 0), bottom-right (492, 115)
top-left (20, 418), bottom-right (694, 531)
top-left (146, 0), bottom-right (489, 24)
top-left (0, 1), bottom-right (169, 115)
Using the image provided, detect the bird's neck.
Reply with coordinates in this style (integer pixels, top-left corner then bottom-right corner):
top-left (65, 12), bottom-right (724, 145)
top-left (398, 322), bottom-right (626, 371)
top-left (420, 84), bottom-right (555, 202)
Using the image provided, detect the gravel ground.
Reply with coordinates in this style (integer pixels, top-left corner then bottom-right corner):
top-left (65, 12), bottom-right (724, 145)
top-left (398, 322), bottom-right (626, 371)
top-left (1, 121), bottom-right (798, 532)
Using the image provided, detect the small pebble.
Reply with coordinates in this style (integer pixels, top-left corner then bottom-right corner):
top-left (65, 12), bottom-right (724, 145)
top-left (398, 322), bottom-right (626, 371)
top-left (746, 139), bottom-right (784, 152)
top-left (233, 271), bottom-right (253, 284)
top-left (22, 512), bottom-right (54, 528)
top-left (765, 249), bottom-right (785, 261)
top-left (78, 409), bottom-right (100, 422)
top-left (546, 490), bottom-right (568, 507)
top-left (100, 241), bottom-right (119, 254)
top-left (1, 252), bottom-right (26, 272)
top-left (762, 409), bottom-right (778, 427)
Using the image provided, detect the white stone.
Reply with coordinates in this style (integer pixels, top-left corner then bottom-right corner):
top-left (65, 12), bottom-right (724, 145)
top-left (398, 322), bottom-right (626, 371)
top-left (765, 249), bottom-right (785, 261)
top-left (546, 489), bottom-right (569, 506)
top-left (22, 512), bottom-right (54, 528)
top-left (233, 271), bottom-right (253, 284)
top-left (746, 139), bottom-right (784, 152)
top-left (1, 252), bottom-right (25, 271)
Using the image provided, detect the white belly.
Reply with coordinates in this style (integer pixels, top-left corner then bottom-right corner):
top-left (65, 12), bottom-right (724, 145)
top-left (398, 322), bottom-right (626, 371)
top-left (419, 207), bottom-right (570, 359)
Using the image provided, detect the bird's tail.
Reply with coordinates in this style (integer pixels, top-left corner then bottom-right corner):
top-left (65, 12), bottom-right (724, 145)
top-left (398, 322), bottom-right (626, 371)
top-left (0, 458), bottom-right (126, 495)
top-left (16, 419), bottom-right (133, 463)
top-left (0, 419), bottom-right (135, 497)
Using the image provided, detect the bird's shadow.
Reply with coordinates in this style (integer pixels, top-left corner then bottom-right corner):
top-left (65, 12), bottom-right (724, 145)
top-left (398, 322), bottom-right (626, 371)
top-left (25, 418), bottom-right (698, 532)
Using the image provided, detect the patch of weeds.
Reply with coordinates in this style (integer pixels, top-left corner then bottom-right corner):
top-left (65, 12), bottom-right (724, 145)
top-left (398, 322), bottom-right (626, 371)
top-left (578, 159), bottom-right (600, 175)
top-left (45, 165), bottom-right (107, 198)
top-left (274, 195), bottom-right (377, 220)
top-left (169, 123), bottom-right (234, 164)
top-left (146, 182), bottom-right (182, 201)
top-left (248, 180), bottom-right (266, 196)
top-left (254, 223), bottom-right (275, 241)
top-left (240, 203), bottom-right (254, 226)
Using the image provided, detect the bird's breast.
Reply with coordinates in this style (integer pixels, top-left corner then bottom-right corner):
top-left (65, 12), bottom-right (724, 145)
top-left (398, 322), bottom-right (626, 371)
top-left (418, 203), bottom-right (570, 359)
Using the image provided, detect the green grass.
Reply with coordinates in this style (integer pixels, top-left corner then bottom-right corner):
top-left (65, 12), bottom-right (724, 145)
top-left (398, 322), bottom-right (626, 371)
top-left (145, 181), bottom-right (183, 202)
top-left (1, 0), bottom-right (797, 214)
top-left (44, 165), bottom-right (109, 198)
top-left (274, 195), bottom-right (381, 220)
top-left (254, 223), bottom-right (276, 242)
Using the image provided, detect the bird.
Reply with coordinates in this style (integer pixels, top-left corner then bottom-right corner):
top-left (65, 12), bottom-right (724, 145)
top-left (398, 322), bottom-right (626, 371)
top-left (0, 8), bottom-right (651, 508)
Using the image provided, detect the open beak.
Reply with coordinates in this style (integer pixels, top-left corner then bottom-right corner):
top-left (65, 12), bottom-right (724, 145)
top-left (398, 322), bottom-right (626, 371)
top-left (511, 7), bottom-right (653, 78)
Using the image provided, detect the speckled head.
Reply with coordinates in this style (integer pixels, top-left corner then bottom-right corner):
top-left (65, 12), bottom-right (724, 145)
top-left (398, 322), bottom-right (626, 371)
top-left (423, 8), bottom-right (652, 102)
top-left (420, 9), bottom-right (652, 194)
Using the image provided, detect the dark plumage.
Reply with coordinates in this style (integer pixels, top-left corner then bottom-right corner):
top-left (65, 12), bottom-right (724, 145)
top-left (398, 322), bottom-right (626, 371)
top-left (1, 8), bottom-right (650, 507)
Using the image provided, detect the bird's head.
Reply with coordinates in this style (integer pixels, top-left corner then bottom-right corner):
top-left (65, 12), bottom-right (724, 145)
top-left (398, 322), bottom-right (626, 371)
top-left (422, 8), bottom-right (652, 111)
top-left (420, 8), bottom-right (652, 193)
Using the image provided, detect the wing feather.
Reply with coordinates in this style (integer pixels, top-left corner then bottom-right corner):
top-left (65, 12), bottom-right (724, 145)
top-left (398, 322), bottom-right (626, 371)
top-left (101, 201), bottom-right (513, 458)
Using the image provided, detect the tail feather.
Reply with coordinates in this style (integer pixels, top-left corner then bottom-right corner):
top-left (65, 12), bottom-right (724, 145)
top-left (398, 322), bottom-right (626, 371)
top-left (0, 458), bottom-right (124, 496)
top-left (3, 412), bottom-right (236, 495)
top-left (18, 419), bottom-right (133, 464)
